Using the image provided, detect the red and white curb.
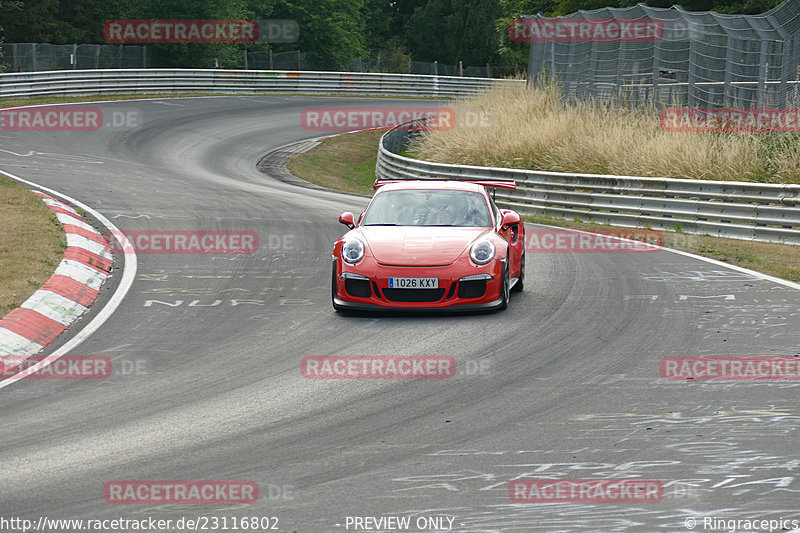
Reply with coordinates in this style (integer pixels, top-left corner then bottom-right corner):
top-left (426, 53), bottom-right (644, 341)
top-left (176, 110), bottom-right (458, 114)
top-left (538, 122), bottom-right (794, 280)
top-left (0, 192), bottom-right (112, 358)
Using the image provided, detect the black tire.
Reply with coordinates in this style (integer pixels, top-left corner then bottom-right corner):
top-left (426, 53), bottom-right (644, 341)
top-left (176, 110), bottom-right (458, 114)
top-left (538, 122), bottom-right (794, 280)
top-left (498, 259), bottom-right (510, 310)
top-left (331, 262), bottom-right (344, 312)
top-left (511, 248), bottom-right (525, 293)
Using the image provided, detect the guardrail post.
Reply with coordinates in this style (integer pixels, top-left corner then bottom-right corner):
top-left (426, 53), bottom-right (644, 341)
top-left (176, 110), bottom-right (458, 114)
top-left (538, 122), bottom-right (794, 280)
top-left (32, 43), bottom-right (36, 72)
top-left (94, 44), bottom-right (100, 69)
top-left (72, 44), bottom-right (77, 69)
top-left (269, 50), bottom-right (273, 70)
top-left (723, 35), bottom-right (735, 107)
top-left (687, 32), bottom-right (697, 107)
top-left (296, 50), bottom-right (301, 70)
top-left (757, 40), bottom-right (768, 108)
top-left (779, 39), bottom-right (790, 108)
top-left (434, 61), bottom-right (438, 76)
top-left (652, 39), bottom-right (660, 106)
top-left (459, 61), bottom-right (463, 77)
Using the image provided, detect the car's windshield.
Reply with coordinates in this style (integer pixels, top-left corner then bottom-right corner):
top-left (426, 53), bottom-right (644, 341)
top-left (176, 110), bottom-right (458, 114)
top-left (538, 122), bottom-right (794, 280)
top-left (362, 189), bottom-right (492, 227)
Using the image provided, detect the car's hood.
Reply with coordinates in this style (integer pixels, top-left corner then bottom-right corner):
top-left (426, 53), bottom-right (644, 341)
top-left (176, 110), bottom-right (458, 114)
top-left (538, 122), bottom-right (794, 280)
top-left (357, 226), bottom-right (491, 266)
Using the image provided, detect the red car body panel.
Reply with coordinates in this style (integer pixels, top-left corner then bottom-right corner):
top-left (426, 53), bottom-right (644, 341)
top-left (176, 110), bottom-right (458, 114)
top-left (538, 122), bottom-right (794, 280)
top-left (332, 180), bottom-right (524, 312)
top-left (363, 226), bottom-right (486, 266)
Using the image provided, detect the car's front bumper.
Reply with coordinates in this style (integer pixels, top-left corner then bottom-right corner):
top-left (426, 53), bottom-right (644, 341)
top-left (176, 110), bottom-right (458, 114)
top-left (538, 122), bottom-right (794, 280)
top-left (332, 295), bottom-right (505, 312)
top-left (333, 256), bottom-right (505, 311)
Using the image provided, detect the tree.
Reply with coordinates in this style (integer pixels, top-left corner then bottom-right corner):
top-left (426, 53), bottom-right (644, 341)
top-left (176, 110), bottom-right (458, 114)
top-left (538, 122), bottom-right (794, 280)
top-left (495, 0), bottom-right (557, 75)
top-left (0, 0), bottom-right (14, 71)
top-left (119, 0), bottom-right (255, 68)
top-left (269, 0), bottom-right (367, 70)
top-left (0, 0), bottom-right (128, 44)
top-left (405, 0), bottom-right (502, 65)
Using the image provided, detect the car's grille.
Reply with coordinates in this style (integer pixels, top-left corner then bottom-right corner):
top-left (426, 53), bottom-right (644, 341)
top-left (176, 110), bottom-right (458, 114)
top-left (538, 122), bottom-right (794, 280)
top-left (345, 278), bottom-right (372, 298)
top-left (446, 283), bottom-right (457, 299)
top-left (458, 280), bottom-right (486, 299)
top-left (383, 288), bottom-right (446, 302)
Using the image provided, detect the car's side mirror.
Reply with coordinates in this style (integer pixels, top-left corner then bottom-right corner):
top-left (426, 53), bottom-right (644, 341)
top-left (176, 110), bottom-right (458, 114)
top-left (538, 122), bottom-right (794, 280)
top-left (339, 212), bottom-right (355, 229)
top-left (500, 210), bottom-right (520, 230)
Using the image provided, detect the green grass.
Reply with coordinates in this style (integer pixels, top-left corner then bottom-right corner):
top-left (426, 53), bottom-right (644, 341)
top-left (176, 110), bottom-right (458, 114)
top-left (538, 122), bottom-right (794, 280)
top-left (0, 176), bottom-right (66, 317)
top-left (287, 130), bottom-right (385, 195)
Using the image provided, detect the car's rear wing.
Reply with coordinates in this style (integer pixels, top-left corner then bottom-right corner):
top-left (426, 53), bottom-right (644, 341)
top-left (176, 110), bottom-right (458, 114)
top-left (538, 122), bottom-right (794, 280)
top-left (373, 177), bottom-right (516, 190)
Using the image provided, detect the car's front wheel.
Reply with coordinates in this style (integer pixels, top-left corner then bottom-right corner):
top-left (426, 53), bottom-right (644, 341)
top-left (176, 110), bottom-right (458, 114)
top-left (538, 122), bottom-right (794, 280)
top-left (331, 262), bottom-right (344, 312)
top-left (498, 259), bottom-right (510, 310)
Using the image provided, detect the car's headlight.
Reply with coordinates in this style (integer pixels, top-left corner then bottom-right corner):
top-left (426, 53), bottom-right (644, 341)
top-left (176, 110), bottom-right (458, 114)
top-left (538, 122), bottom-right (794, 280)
top-left (470, 240), bottom-right (495, 265)
top-left (342, 238), bottom-right (365, 264)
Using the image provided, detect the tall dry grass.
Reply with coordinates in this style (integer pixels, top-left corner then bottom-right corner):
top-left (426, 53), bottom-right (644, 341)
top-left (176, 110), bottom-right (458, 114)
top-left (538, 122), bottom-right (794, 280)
top-left (410, 82), bottom-right (800, 184)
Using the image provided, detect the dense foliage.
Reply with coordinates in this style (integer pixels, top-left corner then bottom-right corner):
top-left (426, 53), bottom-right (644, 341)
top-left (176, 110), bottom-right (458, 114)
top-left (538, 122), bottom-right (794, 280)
top-left (0, 0), bottom-right (784, 71)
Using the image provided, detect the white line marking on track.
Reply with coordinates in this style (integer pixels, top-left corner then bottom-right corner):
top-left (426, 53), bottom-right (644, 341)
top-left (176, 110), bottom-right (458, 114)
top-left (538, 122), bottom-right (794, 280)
top-left (678, 294), bottom-right (736, 300)
top-left (0, 169), bottom-right (138, 389)
top-left (0, 149), bottom-right (104, 164)
top-left (536, 222), bottom-right (800, 291)
top-left (113, 214), bottom-right (151, 219)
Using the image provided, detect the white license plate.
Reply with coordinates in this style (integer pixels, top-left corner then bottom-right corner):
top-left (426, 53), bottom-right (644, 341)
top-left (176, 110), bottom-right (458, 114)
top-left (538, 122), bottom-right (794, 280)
top-left (388, 277), bottom-right (438, 289)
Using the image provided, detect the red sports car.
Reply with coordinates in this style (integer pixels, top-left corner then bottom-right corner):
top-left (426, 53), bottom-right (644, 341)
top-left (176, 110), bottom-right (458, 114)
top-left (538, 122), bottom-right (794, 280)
top-left (332, 178), bottom-right (525, 312)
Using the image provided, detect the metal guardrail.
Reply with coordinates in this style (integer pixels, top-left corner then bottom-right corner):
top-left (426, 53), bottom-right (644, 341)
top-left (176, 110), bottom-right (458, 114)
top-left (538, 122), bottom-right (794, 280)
top-left (0, 69), bottom-right (521, 100)
top-left (4, 68), bottom-right (797, 244)
top-left (377, 120), bottom-right (800, 245)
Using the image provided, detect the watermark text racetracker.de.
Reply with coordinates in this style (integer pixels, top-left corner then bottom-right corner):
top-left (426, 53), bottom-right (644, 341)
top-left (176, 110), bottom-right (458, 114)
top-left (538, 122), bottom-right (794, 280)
top-left (0, 107), bottom-right (142, 131)
top-left (104, 19), bottom-right (299, 43)
top-left (104, 480), bottom-right (258, 504)
top-left (0, 356), bottom-right (148, 379)
top-left (509, 17), bottom-right (663, 42)
top-left (510, 479), bottom-right (663, 503)
top-left (301, 107), bottom-right (494, 131)
top-left (302, 356), bottom-right (456, 379)
top-left (1, 356), bottom-right (110, 379)
top-left (661, 108), bottom-right (800, 132)
top-left (661, 356), bottom-right (800, 381)
top-left (525, 228), bottom-right (664, 253)
top-left (106, 230), bottom-right (258, 254)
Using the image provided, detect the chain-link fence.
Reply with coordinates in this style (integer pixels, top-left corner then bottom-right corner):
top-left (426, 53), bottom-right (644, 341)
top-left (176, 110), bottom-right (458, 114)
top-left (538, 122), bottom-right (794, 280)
top-left (525, 0), bottom-right (800, 109)
top-left (0, 43), bottom-right (497, 78)
top-left (239, 50), bottom-right (493, 76)
top-left (241, 50), bottom-right (312, 70)
top-left (0, 43), bottom-right (148, 71)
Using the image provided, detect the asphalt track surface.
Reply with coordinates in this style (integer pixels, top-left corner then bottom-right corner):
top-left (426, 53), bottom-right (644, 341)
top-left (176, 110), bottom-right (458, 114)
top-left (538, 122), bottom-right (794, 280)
top-left (1, 96), bottom-right (799, 533)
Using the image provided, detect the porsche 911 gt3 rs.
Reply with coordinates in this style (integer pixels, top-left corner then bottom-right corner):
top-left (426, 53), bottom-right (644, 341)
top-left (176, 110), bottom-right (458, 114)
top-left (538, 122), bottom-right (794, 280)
top-left (331, 178), bottom-right (525, 312)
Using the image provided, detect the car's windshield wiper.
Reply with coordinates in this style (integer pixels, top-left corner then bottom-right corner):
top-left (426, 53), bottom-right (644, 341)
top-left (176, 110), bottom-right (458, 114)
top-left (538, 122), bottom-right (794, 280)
top-left (363, 223), bottom-right (400, 226)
